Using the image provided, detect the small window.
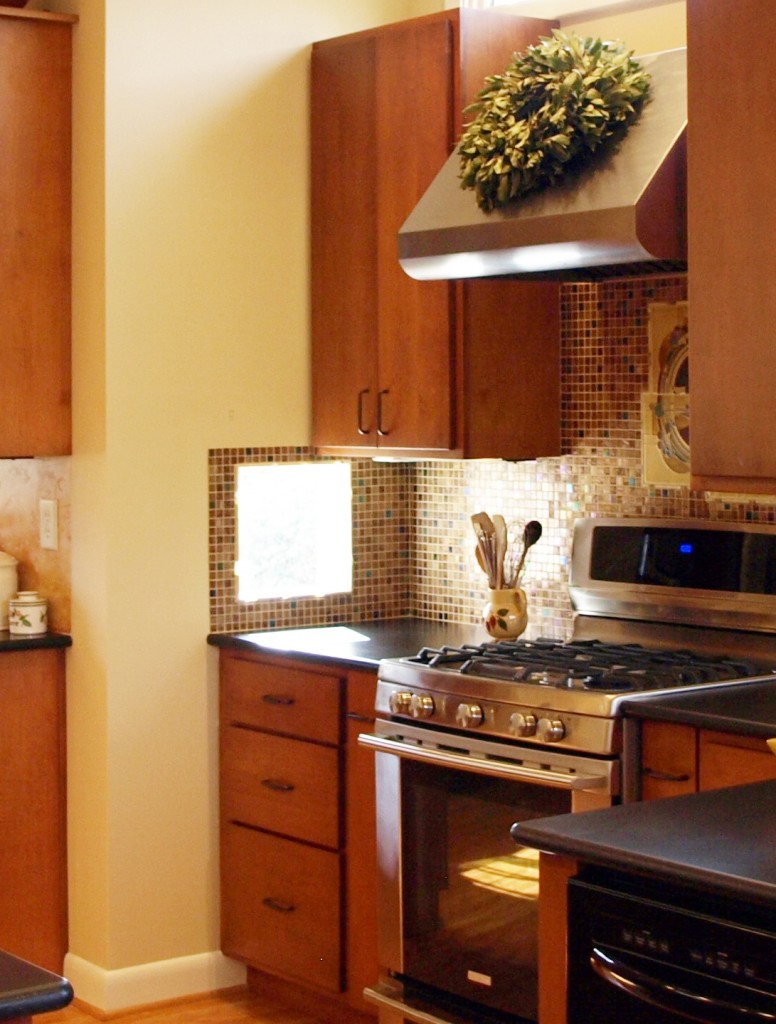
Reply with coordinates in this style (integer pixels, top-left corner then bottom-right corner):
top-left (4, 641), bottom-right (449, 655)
top-left (235, 462), bottom-right (353, 601)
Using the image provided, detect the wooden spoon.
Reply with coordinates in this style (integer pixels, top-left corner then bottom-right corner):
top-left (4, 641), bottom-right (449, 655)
top-left (493, 514), bottom-right (507, 589)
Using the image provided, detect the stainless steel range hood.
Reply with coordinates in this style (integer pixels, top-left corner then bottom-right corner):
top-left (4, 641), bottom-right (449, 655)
top-left (399, 47), bottom-right (687, 281)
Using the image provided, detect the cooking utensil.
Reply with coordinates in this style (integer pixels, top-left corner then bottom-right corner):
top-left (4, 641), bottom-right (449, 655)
top-left (511, 520), bottom-right (542, 585)
top-left (471, 512), bottom-right (497, 588)
top-left (493, 514), bottom-right (507, 588)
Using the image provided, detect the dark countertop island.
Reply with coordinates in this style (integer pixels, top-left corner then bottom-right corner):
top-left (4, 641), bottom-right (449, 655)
top-left (514, 778), bottom-right (776, 907)
top-left (0, 950), bottom-right (72, 1021)
top-left (208, 617), bottom-right (483, 670)
top-left (623, 677), bottom-right (776, 738)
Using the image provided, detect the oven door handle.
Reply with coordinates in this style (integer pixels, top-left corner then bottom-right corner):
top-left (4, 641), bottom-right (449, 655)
top-left (590, 946), bottom-right (776, 1022)
top-left (358, 732), bottom-right (606, 790)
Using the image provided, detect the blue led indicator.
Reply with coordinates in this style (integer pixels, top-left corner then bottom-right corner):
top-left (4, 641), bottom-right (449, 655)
top-left (679, 543), bottom-right (693, 555)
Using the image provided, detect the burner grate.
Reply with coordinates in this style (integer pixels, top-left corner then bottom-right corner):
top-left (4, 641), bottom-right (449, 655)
top-left (408, 638), bottom-right (763, 694)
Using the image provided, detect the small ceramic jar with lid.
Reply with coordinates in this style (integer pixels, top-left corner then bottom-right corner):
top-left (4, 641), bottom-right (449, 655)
top-left (9, 591), bottom-right (48, 636)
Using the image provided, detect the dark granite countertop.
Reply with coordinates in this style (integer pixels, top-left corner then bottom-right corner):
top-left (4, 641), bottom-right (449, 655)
top-left (0, 949), bottom-right (72, 1020)
top-left (514, 778), bottom-right (776, 907)
top-left (208, 618), bottom-right (483, 670)
top-left (623, 678), bottom-right (776, 737)
top-left (0, 633), bottom-right (71, 653)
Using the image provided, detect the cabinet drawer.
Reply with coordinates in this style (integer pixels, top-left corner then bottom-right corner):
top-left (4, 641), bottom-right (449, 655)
top-left (221, 823), bottom-right (342, 992)
top-left (640, 721), bottom-right (697, 800)
top-left (221, 653), bottom-right (342, 744)
top-left (699, 730), bottom-right (776, 791)
top-left (221, 727), bottom-right (341, 848)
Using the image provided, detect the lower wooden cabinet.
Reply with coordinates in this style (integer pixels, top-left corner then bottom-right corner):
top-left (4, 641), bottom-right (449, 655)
top-left (219, 648), bottom-right (378, 1015)
top-left (0, 647), bottom-right (68, 972)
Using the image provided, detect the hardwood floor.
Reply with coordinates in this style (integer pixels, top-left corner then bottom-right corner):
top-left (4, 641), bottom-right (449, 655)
top-left (44, 988), bottom-right (324, 1024)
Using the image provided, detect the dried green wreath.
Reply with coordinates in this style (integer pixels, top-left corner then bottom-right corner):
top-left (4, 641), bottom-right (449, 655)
top-left (458, 30), bottom-right (651, 212)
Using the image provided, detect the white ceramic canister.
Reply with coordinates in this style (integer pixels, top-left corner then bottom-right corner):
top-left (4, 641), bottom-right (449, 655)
top-left (0, 552), bottom-right (19, 630)
top-left (8, 591), bottom-right (48, 636)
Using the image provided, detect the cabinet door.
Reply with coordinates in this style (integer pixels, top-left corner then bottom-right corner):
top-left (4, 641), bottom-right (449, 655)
top-left (311, 35), bottom-right (379, 448)
top-left (0, 649), bottom-right (67, 971)
top-left (688, 0), bottom-right (776, 491)
top-left (373, 18), bottom-right (454, 452)
top-left (0, 17), bottom-right (71, 456)
top-left (699, 730), bottom-right (776, 791)
top-left (640, 720), bottom-right (697, 800)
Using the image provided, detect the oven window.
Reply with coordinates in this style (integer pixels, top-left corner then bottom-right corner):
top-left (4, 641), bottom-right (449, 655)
top-left (399, 760), bottom-right (570, 1021)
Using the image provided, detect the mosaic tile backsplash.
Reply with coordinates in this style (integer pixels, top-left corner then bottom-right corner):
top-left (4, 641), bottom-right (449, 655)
top-left (209, 272), bottom-right (776, 639)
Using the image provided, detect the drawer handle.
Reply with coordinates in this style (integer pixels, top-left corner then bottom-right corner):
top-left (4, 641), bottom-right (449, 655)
top-left (357, 388), bottom-right (372, 435)
top-left (261, 778), bottom-right (296, 793)
top-left (643, 767), bottom-right (692, 782)
top-left (262, 897), bottom-right (296, 914)
top-left (262, 693), bottom-right (295, 706)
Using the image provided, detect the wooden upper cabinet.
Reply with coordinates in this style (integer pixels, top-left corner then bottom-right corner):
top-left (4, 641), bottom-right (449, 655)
top-left (0, 12), bottom-right (74, 457)
top-left (311, 10), bottom-right (560, 459)
top-left (687, 0), bottom-right (776, 492)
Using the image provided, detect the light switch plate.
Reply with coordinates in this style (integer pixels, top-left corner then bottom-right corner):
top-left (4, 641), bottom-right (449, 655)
top-left (39, 499), bottom-right (58, 550)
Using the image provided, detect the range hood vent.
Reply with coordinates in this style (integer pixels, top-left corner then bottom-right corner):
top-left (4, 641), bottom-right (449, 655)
top-left (398, 47), bottom-right (687, 282)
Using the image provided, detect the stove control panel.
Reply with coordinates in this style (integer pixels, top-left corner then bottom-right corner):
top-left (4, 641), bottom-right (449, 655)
top-left (377, 682), bottom-right (619, 755)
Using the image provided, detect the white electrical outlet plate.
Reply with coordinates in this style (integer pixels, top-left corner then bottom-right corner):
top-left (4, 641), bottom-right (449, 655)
top-left (39, 499), bottom-right (58, 550)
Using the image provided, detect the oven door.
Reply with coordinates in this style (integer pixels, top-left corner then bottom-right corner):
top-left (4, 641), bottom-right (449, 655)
top-left (359, 721), bottom-right (618, 1024)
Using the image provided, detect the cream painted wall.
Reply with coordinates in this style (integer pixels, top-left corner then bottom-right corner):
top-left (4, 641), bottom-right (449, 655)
top-left (564, 0), bottom-right (685, 50)
top-left (33, 0), bottom-right (431, 1005)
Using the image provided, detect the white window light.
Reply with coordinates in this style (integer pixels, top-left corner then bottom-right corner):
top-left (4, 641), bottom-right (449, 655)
top-left (235, 462), bottom-right (353, 601)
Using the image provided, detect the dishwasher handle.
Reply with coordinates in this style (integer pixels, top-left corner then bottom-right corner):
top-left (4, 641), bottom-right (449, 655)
top-left (590, 945), bottom-right (776, 1022)
top-left (358, 730), bottom-right (606, 791)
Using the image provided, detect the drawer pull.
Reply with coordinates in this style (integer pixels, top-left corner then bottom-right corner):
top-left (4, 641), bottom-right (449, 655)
top-left (260, 777), bottom-right (296, 793)
top-left (262, 694), bottom-right (296, 706)
top-left (643, 767), bottom-right (691, 782)
top-left (262, 897), bottom-right (296, 914)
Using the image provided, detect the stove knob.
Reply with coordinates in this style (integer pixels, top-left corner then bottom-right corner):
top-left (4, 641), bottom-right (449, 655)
top-left (409, 693), bottom-right (435, 719)
top-left (388, 690), bottom-right (413, 715)
top-left (455, 702), bottom-right (484, 729)
top-left (536, 717), bottom-right (565, 743)
top-left (509, 712), bottom-right (537, 737)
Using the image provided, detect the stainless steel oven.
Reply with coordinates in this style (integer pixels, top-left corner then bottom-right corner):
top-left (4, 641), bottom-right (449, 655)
top-left (360, 518), bottom-right (776, 1024)
top-left (361, 721), bottom-right (617, 1023)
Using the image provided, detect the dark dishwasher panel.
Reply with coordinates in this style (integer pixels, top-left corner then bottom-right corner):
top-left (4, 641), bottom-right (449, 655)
top-left (567, 870), bottom-right (776, 1023)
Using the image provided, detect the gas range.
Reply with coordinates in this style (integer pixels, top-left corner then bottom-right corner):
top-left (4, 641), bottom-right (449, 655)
top-left (375, 518), bottom-right (776, 758)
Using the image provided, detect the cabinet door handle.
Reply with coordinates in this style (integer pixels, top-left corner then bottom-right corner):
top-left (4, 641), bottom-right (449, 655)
top-left (643, 767), bottom-right (691, 782)
top-left (260, 778), bottom-right (295, 793)
top-left (262, 897), bottom-right (296, 914)
top-left (377, 389), bottom-right (390, 436)
top-left (262, 693), bottom-right (295, 706)
top-left (357, 388), bottom-right (371, 435)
